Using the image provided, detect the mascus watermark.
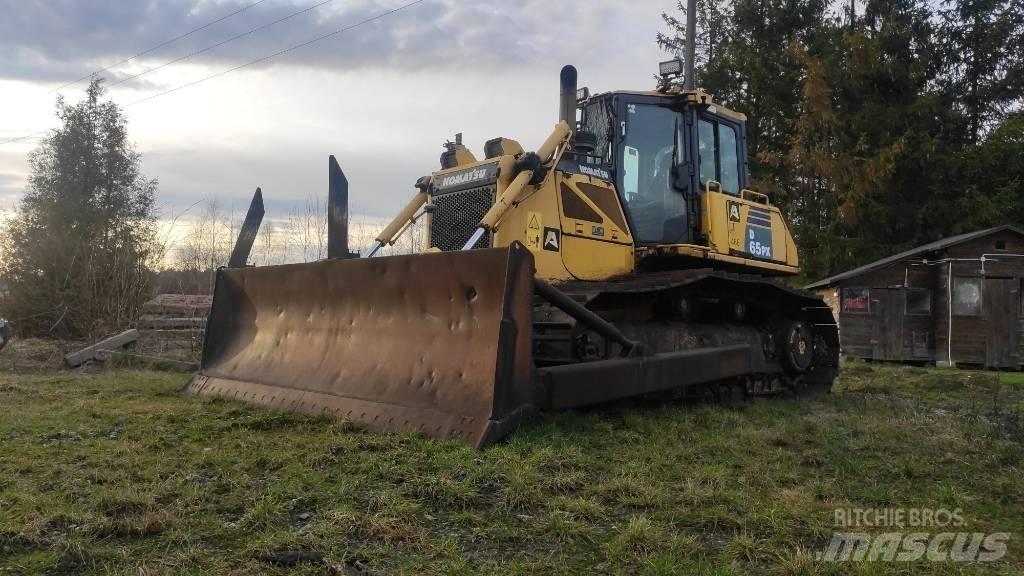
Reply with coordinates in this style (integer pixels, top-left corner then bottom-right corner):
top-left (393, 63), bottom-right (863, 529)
top-left (818, 509), bottom-right (1010, 562)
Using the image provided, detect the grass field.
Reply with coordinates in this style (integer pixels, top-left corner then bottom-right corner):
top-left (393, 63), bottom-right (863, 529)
top-left (1, 359), bottom-right (1023, 575)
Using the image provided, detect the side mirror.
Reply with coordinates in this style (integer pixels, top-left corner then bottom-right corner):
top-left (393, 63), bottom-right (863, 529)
top-left (574, 131), bottom-right (598, 154)
top-left (672, 164), bottom-right (690, 192)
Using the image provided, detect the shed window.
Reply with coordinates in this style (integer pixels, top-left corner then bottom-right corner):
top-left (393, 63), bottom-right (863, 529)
top-left (995, 240), bottom-right (1007, 251)
top-left (841, 287), bottom-right (870, 313)
top-left (905, 288), bottom-right (931, 315)
top-left (952, 277), bottom-right (982, 316)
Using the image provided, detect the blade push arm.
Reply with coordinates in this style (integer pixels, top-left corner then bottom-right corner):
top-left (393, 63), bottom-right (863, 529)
top-left (361, 178), bottom-right (430, 258)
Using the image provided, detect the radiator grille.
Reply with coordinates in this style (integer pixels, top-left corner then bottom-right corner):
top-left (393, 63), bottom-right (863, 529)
top-left (430, 186), bottom-right (495, 251)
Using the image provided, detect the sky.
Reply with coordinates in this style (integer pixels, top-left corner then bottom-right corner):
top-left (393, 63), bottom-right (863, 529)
top-left (0, 0), bottom-right (680, 238)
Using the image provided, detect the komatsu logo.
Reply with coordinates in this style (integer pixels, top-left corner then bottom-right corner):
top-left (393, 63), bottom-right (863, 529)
top-left (578, 164), bottom-right (611, 180)
top-left (438, 167), bottom-right (493, 190)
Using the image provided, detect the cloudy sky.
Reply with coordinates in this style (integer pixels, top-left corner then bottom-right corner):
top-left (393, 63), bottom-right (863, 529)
top-left (0, 0), bottom-right (679, 230)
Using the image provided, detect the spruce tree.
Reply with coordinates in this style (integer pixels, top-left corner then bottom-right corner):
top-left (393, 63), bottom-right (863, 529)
top-left (0, 79), bottom-right (159, 337)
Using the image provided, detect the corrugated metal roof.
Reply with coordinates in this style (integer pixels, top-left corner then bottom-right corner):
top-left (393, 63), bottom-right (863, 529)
top-left (805, 225), bottom-right (1024, 290)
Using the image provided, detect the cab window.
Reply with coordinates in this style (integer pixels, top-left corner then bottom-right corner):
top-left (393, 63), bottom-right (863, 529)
top-left (719, 124), bottom-right (739, 193)
top-left (698, 120), bottom-right (716, 187)
top-left (697, 117), bottom-right (741, 195)
top-left (582, 99), bottom-right (613, 163)
top-left (620, 104), bottom-right (686, 244)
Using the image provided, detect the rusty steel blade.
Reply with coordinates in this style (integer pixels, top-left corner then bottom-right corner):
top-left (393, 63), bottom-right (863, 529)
top-left (185, 243), bottom-right (536, 447)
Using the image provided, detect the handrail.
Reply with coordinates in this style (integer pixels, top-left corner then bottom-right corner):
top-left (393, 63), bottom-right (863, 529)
top-left (741, 188), bottom-right (770, 205)
top-left (702, 180), bottom-right (721, 250)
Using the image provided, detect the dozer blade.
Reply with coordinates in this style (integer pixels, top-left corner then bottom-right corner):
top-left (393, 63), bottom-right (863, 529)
top-left (184, 243), bottom-right (537, 447)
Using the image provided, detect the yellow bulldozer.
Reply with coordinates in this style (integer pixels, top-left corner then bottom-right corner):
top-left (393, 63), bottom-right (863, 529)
top-left (185, 56), bottom-right (839, 448)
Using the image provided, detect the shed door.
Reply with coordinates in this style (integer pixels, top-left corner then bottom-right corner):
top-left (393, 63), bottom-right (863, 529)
top-left (984, 278), bottom-right (1018, 368)
top-left (871, 289), bottom-right (903, 360)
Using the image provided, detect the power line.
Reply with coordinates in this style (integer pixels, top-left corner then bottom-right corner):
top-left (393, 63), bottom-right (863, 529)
top-left (109, 0), bottom-right (337, 90)
top-left (0, 132), bottom-right (44, 146)
top-left (49, 0), bottom-right (269, 94)
top-left (128, 0), bottom-right (427, 107)
top-left (0, 0), bottom-right (427, 147)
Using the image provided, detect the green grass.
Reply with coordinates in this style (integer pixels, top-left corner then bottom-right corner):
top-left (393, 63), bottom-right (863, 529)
top-left (1, 362), bottom-right (1022, 574)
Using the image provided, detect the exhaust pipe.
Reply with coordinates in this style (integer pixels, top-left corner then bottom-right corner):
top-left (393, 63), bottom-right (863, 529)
top-left (559, 65), bottom-right (577, 127)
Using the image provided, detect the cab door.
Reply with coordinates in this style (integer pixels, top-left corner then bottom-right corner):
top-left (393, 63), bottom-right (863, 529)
top-left (696, 115), bottom-right (750, 251)
top-left (695, 112), bottom-right (789, 263)
top-left (615, 98), bottom-right (689, 245)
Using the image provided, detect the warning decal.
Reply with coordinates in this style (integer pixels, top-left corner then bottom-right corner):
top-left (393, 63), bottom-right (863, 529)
top-left (525, 211), bottom-right (542, 250)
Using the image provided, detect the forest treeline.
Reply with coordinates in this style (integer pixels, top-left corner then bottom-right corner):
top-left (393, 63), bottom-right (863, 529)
top-left (660, 0), bottom-right (1024, 279)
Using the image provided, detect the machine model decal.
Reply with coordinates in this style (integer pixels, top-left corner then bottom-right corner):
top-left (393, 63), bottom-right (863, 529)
top-left (746, 227), bottom-right (772, 258)
top-left (434, 162), bottom-right (499, 194)
top-left (745, 205), bottom-right (773, 259)
top-left (526, 211), bottom-right (542, 250)
top-left (543, 227), bottom-right (561, 251)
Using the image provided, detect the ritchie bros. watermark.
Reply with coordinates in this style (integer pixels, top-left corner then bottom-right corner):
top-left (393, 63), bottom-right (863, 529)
top-left (818, 508), bottom-right (1010, 562)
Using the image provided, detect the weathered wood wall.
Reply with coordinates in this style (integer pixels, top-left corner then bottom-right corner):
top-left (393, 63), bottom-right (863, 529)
top-left (934, 230), bottom-right (1024, 367)
top-left (820, 229), bottom-right (1023, 368)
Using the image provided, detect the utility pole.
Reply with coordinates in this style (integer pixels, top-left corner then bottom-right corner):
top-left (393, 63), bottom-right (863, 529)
top-left (684, 0), bottom-right (697, 90)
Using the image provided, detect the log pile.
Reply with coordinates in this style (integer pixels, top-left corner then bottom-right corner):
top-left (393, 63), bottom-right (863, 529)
top-left (139, 294), bottom-right (211, 353)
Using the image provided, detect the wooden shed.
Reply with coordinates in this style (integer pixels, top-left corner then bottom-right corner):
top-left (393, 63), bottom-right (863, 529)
top-left (806, 225), bottom-right (1024, 369)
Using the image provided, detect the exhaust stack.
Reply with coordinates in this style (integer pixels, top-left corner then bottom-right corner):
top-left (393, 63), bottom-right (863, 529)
top-left (559, 65), bottom-right (577, 127)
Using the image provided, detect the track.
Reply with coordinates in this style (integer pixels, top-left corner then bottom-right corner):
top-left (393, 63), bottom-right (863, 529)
top-left (533, 269), bottom-right (839, 406)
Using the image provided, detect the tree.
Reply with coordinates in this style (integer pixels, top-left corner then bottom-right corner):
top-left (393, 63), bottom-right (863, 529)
top-left (0, 79), bottom-right (159, 337)
top-left (941, 113), bottom-right (1024, 230)
top-left (809, 0), bottom-right (943, 269)
top-left (939, 0), bottom-right (1024, 144)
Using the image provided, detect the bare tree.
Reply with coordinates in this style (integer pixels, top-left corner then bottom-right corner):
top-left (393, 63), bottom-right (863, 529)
top-left (285, 194), bottom-right (327, 262)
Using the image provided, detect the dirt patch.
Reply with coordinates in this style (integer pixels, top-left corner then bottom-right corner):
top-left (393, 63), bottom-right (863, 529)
top-left (0, 338), bottom-right (81, 373)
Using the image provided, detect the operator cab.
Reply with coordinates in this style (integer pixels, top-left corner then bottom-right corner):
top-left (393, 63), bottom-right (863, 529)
top-left (576, 88), bottom-right (750, 247)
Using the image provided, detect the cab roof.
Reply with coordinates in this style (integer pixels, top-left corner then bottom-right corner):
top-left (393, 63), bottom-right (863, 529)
top-left (587, 89), bottom-right (748, 123)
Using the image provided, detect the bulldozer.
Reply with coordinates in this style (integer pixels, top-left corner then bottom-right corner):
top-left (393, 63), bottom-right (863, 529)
top-left (186, 44), bottom-right (839, 448)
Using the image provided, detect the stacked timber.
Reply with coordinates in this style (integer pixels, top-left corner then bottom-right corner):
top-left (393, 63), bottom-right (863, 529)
top-left (139, 294), bottom-right (211, 354)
